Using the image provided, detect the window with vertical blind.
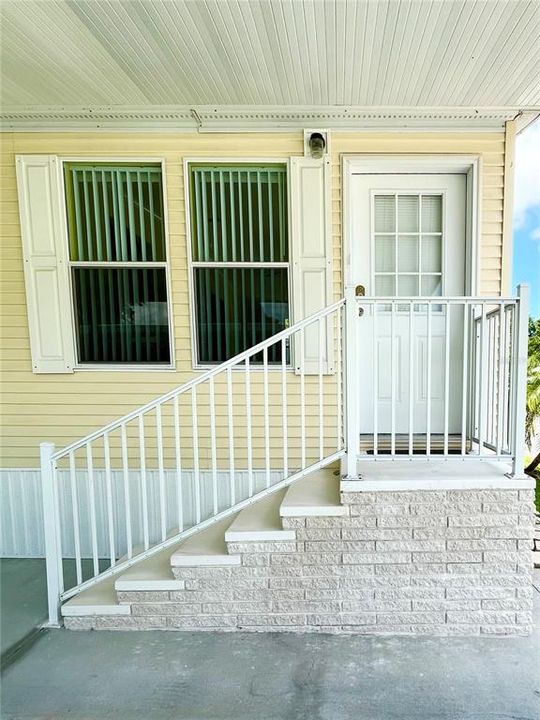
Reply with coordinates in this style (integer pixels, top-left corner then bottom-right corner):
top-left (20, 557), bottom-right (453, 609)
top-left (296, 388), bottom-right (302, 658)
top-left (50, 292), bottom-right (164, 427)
top-left (64, 163), bottom-right (171, 365)
top-left (189, 165), bottom-right (289, 365)
top-left (374, 193), bottom-right (443, 299)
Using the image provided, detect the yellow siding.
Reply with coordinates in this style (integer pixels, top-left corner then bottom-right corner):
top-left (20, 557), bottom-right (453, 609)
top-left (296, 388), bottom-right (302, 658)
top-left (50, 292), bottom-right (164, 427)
top-left (0, 131), bottom-right (507, 467)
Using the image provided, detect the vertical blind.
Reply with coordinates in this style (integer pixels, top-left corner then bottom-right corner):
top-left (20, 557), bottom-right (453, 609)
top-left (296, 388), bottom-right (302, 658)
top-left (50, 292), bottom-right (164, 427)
top-left (374, 194), bottom-right (443, 299)
top-left (64, 165), bottom-right (170, 364)
top-left (190, 166), bottom-right (289, 364)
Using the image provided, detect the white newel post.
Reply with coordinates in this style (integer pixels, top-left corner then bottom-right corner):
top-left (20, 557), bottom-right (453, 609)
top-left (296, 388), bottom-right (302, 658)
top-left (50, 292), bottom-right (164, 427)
top-left (344, 286), bottom-right (360, 480)
top-left (511, 284), bottom-right (529, 477)
top-left (40, 441), bottom-right (62, 626)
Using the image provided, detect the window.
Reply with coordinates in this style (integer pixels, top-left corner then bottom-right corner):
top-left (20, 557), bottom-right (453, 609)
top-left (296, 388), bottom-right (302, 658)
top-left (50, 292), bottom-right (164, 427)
top-left (190, 165), bottom-right (289, 365)
top-left (64, 164), bottom-right (171, 365)
top-left (373, 194), bottom-right (443, 298)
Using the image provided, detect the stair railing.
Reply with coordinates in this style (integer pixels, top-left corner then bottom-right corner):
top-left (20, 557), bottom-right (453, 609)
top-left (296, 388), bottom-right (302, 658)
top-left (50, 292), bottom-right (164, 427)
top-left (40, 299), bottom-right (346, 625)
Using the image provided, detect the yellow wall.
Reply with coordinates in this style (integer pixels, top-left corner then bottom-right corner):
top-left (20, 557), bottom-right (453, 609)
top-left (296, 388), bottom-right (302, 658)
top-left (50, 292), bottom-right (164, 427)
top-left (0, 130), bottom-right (508, 467)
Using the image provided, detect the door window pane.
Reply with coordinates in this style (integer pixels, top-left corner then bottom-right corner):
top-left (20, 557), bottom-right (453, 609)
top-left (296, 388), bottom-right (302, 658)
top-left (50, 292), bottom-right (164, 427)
top-left (398, 275), bottom-right (418, 296)
top-left (372, 192), bottom-right (444, 304)
top-left (397, 235), bottom-right (418, 272)
top-left (397, 196), bottom-right (419, 233)
top-left (421, 237), bottom-right (442, 272)
top-left (374, 196), bottom-right (396, 233)
top-left (375, 235), bottom-right (395, 272)
top-left (421, 195), bottom-right (442, 233)
top-left (375, 276), bottom-right (396, 296)
top-left (421, 275), bottom-right (442, 296)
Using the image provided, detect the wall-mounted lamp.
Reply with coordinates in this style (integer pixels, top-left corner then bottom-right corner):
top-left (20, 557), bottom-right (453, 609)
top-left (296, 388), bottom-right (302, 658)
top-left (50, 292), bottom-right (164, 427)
top-left (308, 132), bottom-right (326, 159)
top-left (304, 129), bottom-right (329, 159)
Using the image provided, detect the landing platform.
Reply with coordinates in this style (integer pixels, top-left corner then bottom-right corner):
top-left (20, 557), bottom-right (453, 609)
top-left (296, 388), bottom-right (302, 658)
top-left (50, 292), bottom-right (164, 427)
top-left (342, 459), bottom-right (535, 492)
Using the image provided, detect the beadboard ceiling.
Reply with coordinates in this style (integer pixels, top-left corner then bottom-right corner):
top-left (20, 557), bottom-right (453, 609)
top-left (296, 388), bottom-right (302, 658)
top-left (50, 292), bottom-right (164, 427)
top-left (1, 0), bottom-right (539, 130)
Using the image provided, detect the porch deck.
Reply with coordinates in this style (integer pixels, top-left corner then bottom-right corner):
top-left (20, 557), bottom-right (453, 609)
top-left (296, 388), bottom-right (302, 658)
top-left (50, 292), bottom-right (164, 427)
top-left (349, 458), bottom-right (515, 490)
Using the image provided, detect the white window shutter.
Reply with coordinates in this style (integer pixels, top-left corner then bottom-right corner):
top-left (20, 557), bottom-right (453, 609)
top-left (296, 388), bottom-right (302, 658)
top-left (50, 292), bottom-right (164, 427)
top-left (290, 156), bottom-right (333, 374)
top-left (16, 155), bottom-right (75, 373)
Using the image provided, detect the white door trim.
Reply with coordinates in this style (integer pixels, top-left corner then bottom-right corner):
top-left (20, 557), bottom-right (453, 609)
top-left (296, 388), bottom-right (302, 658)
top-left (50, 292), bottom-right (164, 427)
top-left (342, 154), bottom-right (481, 294)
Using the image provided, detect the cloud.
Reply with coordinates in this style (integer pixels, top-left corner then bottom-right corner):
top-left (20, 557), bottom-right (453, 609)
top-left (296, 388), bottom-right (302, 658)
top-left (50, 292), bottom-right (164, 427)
top-left (514, 119), bottom-right (540, 229)
top-left (532, 227), bottom-right (540, 241)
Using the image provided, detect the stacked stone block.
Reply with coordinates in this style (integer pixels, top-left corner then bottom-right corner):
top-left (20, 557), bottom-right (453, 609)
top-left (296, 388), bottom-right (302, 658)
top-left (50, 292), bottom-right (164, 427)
top-left (64, 486), bottom-right (535, 635)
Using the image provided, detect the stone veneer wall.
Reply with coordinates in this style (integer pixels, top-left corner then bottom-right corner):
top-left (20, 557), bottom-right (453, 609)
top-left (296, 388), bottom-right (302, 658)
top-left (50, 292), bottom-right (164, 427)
top-left (65, 487), bottom-right (535, 635)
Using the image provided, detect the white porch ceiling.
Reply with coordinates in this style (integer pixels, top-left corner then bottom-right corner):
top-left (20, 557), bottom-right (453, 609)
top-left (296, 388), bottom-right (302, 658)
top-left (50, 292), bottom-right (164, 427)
top-left (1, 0), bottom-right (539, 130)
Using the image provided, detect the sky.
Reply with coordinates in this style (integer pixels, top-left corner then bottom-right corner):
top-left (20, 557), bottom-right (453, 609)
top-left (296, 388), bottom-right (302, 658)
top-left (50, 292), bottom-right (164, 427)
top-left (513, 119), bottom-right (540, 318)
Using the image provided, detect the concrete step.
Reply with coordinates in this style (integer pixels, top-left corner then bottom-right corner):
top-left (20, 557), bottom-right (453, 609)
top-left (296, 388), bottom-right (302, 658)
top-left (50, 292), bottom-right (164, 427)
top-left (280, 468), bottom-right (347, 517)
top-left (115, 543), bottom-right (186, 592)
top-left (225, 490), bottom-right (295, 542)
top-left (170, 516), bottom-right (240, 568)
top-left (61, 578), bottom-right (131, 618)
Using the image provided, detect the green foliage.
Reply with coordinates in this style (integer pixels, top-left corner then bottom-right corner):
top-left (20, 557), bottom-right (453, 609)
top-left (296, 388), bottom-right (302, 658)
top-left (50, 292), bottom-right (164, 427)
top-left (526, 318), bottom-right (540, 446)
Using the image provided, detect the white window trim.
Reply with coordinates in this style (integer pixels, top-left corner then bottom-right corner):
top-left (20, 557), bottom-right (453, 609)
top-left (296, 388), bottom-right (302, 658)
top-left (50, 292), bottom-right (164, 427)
top-left (184, 157), bottom-right (292, 371)
top-left (342, 154), bottom-right (482, 296)
top-left (58, 156), bottom-right (176, 371)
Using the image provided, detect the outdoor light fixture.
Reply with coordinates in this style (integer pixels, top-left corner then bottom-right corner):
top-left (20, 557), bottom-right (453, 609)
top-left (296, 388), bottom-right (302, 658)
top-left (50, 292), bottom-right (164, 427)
top-left (308, 132), bottom-right (326, 159)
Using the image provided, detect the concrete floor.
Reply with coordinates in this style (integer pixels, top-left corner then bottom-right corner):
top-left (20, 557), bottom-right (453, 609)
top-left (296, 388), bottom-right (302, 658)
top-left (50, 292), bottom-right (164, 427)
top-left (0, 559), bottom-right (47, 657)
top-left (1, 562), bottom-right (540, 720)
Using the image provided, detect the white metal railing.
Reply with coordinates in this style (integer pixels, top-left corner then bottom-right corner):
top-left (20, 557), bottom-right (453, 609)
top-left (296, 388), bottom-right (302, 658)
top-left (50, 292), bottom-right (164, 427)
top-left (40, 285), bottom-right (529, 626)
top-left (352, 286), bottom-right (529, 469)
top-left (40, 300), bottom-right (345, 625)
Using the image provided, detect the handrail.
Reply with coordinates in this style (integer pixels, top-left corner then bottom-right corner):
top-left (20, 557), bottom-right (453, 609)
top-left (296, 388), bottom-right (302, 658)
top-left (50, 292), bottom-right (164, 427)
top-left (39, 287), bottom-right (529, 627)
top-left (42, 298), bottom-right (347, 623)
top-left (52, 298), bottom-right (345, 461)
top-left (353, 291), bottom-right (528, 469)
top-left (356, 295), bottom-right (519, 303)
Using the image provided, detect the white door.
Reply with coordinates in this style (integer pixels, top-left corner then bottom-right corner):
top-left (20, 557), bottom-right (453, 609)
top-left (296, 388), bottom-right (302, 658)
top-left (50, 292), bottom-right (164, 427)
top-left (350, 174), bottom-right (467, 447)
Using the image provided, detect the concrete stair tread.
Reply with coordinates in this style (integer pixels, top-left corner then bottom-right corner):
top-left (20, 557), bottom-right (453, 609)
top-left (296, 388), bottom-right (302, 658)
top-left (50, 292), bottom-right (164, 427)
top-left (170, 516), bottom-right (240, 567)
top-left (62, 578), bottom-right (131, 617)
top-left (115, 542), bottom-right (186, 591)
top-left (225, 490), bottom-right (295, 541)
top-left (280, 469), bottom-right (347, 517)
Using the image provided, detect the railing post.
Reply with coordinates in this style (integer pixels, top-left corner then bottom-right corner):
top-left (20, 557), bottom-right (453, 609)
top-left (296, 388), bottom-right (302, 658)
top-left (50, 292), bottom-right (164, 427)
top-left (510, 284), bottom-right (529, 477)
top-left (40, 441), bottom-right (62, 626)
top-left (344, 286), bottom-right (360, 480)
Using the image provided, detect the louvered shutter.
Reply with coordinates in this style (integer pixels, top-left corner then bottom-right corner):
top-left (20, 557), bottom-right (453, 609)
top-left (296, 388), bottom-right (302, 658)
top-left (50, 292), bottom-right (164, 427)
top-left (16, 155), bottom-right (75, 373)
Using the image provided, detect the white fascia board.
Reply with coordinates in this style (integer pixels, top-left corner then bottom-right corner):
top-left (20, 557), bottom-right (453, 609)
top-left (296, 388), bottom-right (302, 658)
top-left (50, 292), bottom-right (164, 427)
top-left (2, 105), bottom-right (537, 133)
